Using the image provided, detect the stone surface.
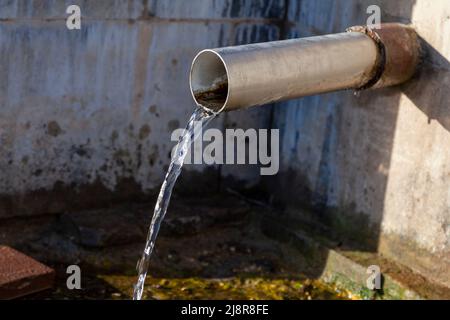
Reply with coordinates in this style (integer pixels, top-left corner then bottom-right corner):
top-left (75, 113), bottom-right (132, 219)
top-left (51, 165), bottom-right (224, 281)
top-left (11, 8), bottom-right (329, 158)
top-left (0, 246), bottom-right (55, 299)
top-left (59, 207), bottom-right (146, 248)
top-left (6, 195), bottom-right (253, 273)
top-left (260, 214), bottom-right (450, 300)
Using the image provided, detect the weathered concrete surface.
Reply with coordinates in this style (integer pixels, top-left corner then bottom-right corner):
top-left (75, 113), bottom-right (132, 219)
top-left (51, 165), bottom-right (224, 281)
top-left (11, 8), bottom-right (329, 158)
top-left (268, 0), bottom-right (450, 287)
top-left (0, 0), bottom-right (280, 217)
top-left (261, 213), bottom-right (450, 299)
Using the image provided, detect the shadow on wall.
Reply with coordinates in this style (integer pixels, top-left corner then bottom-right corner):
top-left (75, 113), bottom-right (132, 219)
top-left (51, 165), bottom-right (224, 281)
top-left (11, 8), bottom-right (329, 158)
top-left (403, 37), bottom-right (450, 133)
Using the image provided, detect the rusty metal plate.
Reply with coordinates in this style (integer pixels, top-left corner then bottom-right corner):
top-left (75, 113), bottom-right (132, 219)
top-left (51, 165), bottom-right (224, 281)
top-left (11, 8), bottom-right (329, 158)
top-left (0, 246), bottom-right (55, 299)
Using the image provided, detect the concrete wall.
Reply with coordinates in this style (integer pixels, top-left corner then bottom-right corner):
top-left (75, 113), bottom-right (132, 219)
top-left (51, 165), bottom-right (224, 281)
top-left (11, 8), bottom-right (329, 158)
top-left (0, 0), bottom-right (281, 217)
top-left (269, 0), bottom-right (450, 286)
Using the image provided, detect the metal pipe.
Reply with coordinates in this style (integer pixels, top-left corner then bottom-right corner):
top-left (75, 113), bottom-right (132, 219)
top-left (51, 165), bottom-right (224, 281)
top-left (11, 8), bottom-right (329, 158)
top-left (190, 23), bottom-right (420, 113)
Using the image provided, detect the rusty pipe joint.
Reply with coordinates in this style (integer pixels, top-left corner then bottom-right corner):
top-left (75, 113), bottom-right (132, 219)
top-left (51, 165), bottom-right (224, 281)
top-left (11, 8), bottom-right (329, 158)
top-left (347, 24), bottom-right (420, 89)
top-left (190, 23), bottom-right (420, 113)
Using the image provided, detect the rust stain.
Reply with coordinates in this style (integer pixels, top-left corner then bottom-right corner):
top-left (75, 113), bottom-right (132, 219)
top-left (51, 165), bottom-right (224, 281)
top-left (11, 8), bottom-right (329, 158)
top-left (139, 124), bottom-right (151, 140)
top-left (349, 24), bottom-right (420, 90)
top-left (132, 22), bottom-right (153, 120)
top-left (194, 81), bottom-right (228, 111)
top-left (46, 121), bottom-right (64, 137)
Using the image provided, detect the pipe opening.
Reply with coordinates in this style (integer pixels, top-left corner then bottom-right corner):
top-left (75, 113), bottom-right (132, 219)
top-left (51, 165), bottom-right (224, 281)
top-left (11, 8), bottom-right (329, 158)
top-left (190, 50), bottom-right (229, 113)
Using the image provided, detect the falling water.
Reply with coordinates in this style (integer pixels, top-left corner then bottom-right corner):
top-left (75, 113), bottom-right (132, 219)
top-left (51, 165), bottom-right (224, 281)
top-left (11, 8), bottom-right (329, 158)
top-left (133, 106), bottom-right (215, 300)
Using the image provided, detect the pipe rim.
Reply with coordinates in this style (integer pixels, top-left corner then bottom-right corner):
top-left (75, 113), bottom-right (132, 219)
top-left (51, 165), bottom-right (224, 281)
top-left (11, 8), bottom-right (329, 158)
top-left (190, 49), bottom-right (230, 114)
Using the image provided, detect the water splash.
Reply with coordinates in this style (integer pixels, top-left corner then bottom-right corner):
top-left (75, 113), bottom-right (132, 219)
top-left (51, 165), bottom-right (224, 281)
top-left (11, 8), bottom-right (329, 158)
top-left (133, 106), bottom-right (215, 300)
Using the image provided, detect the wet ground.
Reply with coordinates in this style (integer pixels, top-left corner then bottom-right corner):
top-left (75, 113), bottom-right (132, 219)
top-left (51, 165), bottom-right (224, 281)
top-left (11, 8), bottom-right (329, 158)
top-left (33, 275), bottom-right (351, 300)
top-left (21, 194), bottom-right (356, 300)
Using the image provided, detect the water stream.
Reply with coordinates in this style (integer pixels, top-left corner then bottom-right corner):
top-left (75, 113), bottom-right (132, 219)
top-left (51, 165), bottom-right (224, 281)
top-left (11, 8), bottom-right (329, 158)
top-left (133, 106), bottom-right (215, 300)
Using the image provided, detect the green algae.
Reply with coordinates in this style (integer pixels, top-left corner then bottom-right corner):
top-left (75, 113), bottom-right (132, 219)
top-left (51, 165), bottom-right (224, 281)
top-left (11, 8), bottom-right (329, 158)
top-left (99, 275), bottom-right (353, 300)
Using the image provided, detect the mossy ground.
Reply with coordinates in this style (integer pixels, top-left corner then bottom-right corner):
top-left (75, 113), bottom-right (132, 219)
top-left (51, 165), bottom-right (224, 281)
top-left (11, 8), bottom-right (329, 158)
top-left (104, 276), bottom-right (355, 300)
top-left (29, 272), bottom-right (354, 300)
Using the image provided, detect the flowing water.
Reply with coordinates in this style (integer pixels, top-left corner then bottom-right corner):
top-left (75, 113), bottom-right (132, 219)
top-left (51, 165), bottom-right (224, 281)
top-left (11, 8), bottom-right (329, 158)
top-left (133, 106), bottom-right (215, 300)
